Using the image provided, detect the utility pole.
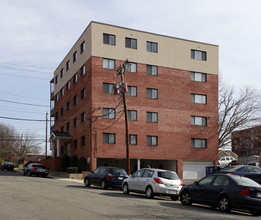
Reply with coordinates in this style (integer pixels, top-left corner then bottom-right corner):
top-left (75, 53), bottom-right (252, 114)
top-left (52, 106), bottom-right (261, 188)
top-left (46, 112), bottom-right (48, 157)
top-left (117, 60), bottom-right (130, 175)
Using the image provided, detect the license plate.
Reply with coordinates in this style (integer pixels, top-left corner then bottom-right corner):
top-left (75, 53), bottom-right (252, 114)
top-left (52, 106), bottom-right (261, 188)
top-left (166, 190), bottom-right (177, 195)
top-left (257, 193), bottom-right (261, 198)
top-left (118, 177), bottom-right (123, 180)
top-left (38, 169), bottom-right (45, 172)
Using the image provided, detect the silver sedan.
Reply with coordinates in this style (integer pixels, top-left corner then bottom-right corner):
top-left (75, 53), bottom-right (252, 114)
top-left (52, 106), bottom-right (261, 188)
top-left (122, 168), bottom-right (183, 200)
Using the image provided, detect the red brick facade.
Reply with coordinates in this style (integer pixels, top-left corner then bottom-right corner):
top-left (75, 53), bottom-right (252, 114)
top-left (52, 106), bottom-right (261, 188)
top-left (51, 56), bottom-right (219, 177)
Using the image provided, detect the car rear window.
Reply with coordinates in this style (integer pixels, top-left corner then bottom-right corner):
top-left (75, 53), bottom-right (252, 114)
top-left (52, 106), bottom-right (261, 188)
top-left (33, 165), bottom-right (46, 169)
top-left (158, 171), bottom-right (179, 180)
top-left (112, 168), bottom-right (127, 175)
top-left (232, 176), bottom-right (261, 187)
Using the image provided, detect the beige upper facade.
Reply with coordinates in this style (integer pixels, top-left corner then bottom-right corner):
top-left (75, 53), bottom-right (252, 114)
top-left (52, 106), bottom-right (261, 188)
top-left (53, 21), bottom-right (219, 94)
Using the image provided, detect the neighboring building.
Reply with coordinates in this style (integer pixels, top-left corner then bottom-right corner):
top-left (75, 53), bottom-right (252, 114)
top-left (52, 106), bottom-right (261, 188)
top-left (49, 21), bottom-right (219, 179)
top-left (232, 125), bottom-right (261, 165)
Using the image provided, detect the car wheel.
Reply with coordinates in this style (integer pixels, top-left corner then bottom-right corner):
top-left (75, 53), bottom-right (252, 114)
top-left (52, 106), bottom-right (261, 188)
top-left (218, 195), bottom-right (231, 212)
top-left (84, 178), bottom-right (90, 187)
top-left (250, 209), bottom-right (261, 216)
top-left (145, 186), bottom-right (154, 199)
top-left (180, 191), bottom-right (192, 205)
top-left (171, 196), bottom-right (179, 201)
top-left (122, 183), bottom-right (129, 194)
top-left (101, 180), bottom-right (107, 189)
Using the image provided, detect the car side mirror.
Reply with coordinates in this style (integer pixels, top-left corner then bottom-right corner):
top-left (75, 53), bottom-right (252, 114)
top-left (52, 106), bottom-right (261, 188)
top-left (130, 174), bottom-right (134, 178)
top-left (194, 181), bottom-right (199, 185)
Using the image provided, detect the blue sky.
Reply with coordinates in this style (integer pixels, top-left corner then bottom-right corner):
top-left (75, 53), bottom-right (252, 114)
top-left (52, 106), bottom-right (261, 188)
top-left (0, 0), bottom-right (261, 153)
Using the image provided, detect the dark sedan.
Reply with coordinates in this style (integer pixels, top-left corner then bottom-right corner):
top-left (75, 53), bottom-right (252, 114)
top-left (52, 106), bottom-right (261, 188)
top-left (180, 174), bottom-right (261, 216)
top-left (23, 163), bottom-right (49, 177)
top-left (221, 165), bottom-right (261, 184)
top-left (0, 161), bottom-right (14, 171)
top-left (84, 166), bottom-right (129, 189)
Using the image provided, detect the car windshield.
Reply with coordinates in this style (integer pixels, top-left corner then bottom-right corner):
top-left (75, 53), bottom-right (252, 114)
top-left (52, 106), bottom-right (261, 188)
top-left (224, 165), bottom-right (245, 172)
top-left (33, 164), bottom-right (46, 169)
top-left (158, 171), bottom-right (179, 180)
top-left (232, 176), bottom-right (261, 187)
top-left (112, 168), bottom-right (127, 175)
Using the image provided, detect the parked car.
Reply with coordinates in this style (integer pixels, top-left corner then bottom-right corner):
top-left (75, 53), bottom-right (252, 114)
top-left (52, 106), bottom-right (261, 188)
top-left (122, 168), bottom-right (183, 200)
top-left (218, 156), bottom-right (237, 166)
top-left (84, 166), bottom-right (129, 189)
top-left (23, 163), bottom-right (49, 177)
top-left (179, 174), bottom-right (261, 216)
top-left (0, 161), bottom-right (14, 171)
top-left (221, 165), bottom-right (261, 184)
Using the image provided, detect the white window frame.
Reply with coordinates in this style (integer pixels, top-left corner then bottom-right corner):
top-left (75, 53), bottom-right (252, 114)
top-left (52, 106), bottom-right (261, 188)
top-left (191, 116), bottom-right (207, 126)
top-left (192, 138), bottom-right (207, 148)
top-left (103, 108), bottom-right (115, 119)
top-left (103, 58), bottom-right (115, 70)
top-left (191, 94), bottom-right (207, 104)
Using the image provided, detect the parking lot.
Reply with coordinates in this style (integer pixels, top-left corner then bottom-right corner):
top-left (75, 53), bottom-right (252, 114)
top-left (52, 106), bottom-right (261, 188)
top-left (0, 170), bottom-right (259, 220)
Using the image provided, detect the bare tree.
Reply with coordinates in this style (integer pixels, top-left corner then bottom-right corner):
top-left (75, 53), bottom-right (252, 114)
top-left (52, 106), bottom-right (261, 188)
top-left (0, 123), bottom-right (41, 164)
top-left (219, 83), bottom-right (261, 150)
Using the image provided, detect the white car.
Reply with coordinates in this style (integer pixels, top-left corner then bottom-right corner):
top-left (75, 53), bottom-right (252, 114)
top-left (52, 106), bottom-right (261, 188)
top-left (218, 156), bottom-right (236, 166)
top-left (122, 168), bottom-right (183, 200)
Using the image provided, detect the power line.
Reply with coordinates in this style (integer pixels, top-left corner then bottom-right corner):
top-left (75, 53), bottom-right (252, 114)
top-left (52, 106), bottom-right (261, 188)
top-left (0, 72), bottom-right (50, 80)
top-left (0, 99), bottom-right (49, 107)
top-left (0, 91), bottom-right (49, 101)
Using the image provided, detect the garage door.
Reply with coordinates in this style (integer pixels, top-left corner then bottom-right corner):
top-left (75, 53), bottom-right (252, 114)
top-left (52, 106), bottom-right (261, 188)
top-left (183, 161), bottom-right (213, 180)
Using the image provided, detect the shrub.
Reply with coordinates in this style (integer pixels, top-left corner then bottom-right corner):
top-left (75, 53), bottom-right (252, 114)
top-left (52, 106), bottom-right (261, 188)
top-left (70, 155), bottom-right (78, 167)
top-left (61, 154), bottom-right (70, 171)
top-left (78, 157), bottom-right (87, 172)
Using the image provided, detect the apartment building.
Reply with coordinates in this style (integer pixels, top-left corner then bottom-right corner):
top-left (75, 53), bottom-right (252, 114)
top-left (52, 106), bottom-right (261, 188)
top-left (49, 21), bottom-right (219, 179)
top-left (232, 125), bottom-right (261, 165)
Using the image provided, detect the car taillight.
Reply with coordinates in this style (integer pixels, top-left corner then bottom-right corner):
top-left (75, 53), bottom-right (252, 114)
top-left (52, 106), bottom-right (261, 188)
top-left (33, 168), bottom-right (36, 171)
top-left (240, 188), bottom-right (250, 196)
top-left (154, 178), bottom-right (163, 184)
top-left (107, 173), bottom-right (114, 179)
top-left (46, 169), bottom-right (49, 173)
top-left (230, 173), bottom-right (234, 175)
top-left (179, 181), bottom-right (183, 187)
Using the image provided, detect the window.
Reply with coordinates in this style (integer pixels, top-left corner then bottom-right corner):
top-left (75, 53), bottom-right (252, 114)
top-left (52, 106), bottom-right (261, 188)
top-left (147, 136), bottom-right (158, 146)
top-left (191, 138), bottom-right (207, 148)
top-left (80, 41), bottom-right (85, 53)
top-left (60, 68), bottom-right (64, 78)
top-left (125, 62), bottom-right (137, 73)
top-left (67, 122), bottom-right (70, 131)
top-left (191, 94), bottom-right (207, 104)
top-left (73, 51), bottom-right (77, 63)
top-left (73, 73), bottom-right (77, 84)
top-left (61, 127), bottom-right (64, 132)
top-left (81, 136), bottom-right (85, 147)
top-left (81, 65), bottom-right (85, 76)
top-left (66, 81), bottom-right (70, 91)
top-left (73, 117), bottom-right (78, 127)
top-left (81, 88), bottom-right (86, 99)
top-left (147, 112), bottom-right (158, 123)
top-left (55, 94), bottom-right (59, 102)
top-left (103, 108), bottom-right (115, 119)
top-left (147, 65), bottom-right (158, 76)
top-left (125, 38), bottom-right (137, 49)
top-left (103, 33), bottom-right (115, 45)
top-left (191, 72), bottom-right (207, 82)
top-left (103, 58), bottom-right (115, 70)
top-left (198, 176), bottom-right (215, 186)
top-left (61, 107), bottom-right (64, 116)
top-left (55, 75), bottom-right (58, 84)
top-left (55, 112), bottom-right (58, 120)
top-left (191, 49), bottom-right (207, 61)
top-left (66, 60), bottom-right (70, 71)
top-left (103, 83), bottom-right (114, 94)
top-left (74, 139), bottom-right (77, 149)
top-left (81, 112), bottom-right (86, 123)
top-left (126, 85), bottom-right (137, 97)
top-left (147, 88), bottom-right (158, 99)
top-left (191, 116), bottom-right (207, 126)
top-left (73, 95), bottom-right (78, 105)
top-left (129, 134), bottom-right (137, 145)
top-left (60, 88), bottom-right (64, 97)
top-left (66, 101), bottom-right (70, 111)
top-left (103, 133), bottom-right (115, 144)
top-left (147, 41), bottom-right (158, 53)
top-left (128, 110), bottom-right (137, 121)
